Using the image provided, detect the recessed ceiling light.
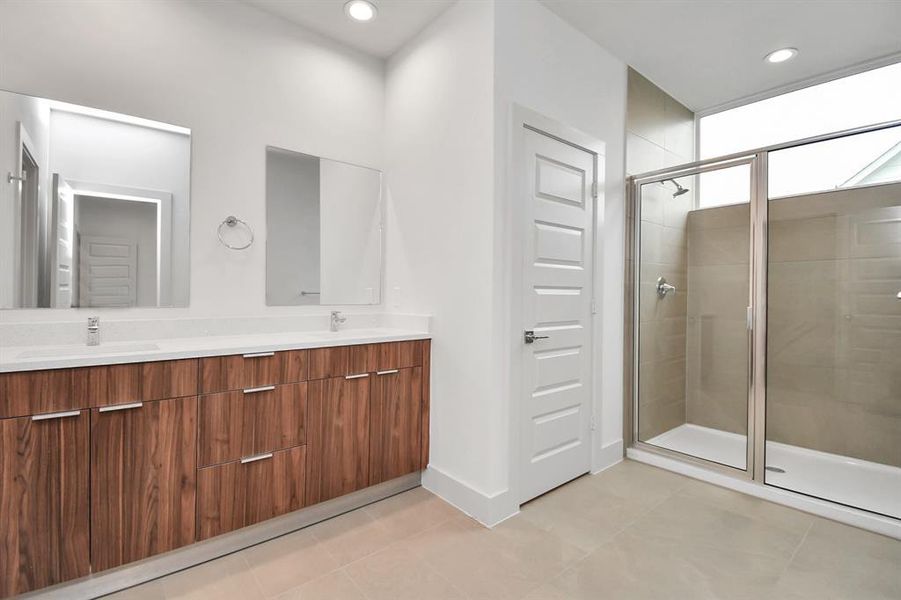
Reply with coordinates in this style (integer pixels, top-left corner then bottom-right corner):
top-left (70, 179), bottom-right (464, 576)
top-left (344, 0), bottom-right (377, 22)
top-left (765, 47), bottom-right (798, 64)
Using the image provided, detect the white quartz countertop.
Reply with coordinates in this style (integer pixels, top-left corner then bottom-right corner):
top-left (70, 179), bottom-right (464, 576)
top-left (0, 328), bottom-right (431, 372)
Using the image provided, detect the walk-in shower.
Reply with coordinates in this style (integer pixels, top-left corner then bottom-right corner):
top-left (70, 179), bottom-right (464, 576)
top-left (627, 119), bottom-right (901, 527)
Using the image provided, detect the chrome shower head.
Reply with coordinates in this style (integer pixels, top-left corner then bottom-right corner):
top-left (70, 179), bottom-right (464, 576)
top-left (666, 178), bottom-right (690, 198)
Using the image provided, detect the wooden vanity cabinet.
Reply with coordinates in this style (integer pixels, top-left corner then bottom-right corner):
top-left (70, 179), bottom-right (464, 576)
top-left (0, 411), bottom-right (90, 597)
top-left (369, 367), bottom-right (423, 485)
top-left (305, 374), bottom-right (372, 505)
top-left (0, 337), bottom-right (429, 597)
top-left (90, 396), bottom-right (198, 571)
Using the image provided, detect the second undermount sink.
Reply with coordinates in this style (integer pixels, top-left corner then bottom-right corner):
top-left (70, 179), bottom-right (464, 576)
top-left (17, 342), bottom-right (161, 359)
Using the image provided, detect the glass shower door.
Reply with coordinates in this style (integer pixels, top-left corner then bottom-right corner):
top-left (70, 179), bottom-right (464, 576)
top-left (764, 126), bottom-right (901, 518)
top-left (635, 160), bottom-right (754, 470)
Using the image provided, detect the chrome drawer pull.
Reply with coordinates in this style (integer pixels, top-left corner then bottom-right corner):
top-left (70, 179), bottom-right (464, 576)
top-left (98, 402), bottom-right (143, 413)
top-left (32, 410), bottom-right (81, 421)
top-left (243, 385), bottom-right (275, 394)
top-left (243, 351), bottom-right (275, 358)
top-left (376, 369), bottom-right (399, 376)
top-left (345, 373), bottom-right (370, 380)
top-left (240, 452), bottom-right (273, 464)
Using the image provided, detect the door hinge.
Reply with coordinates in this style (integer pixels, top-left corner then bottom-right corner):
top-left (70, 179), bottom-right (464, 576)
top-left (590, 416), bottom-right (597, 431)
top-left (591, 180), bottom-right (599, 199)
top-left (591, 299), bottom-right (597, 315)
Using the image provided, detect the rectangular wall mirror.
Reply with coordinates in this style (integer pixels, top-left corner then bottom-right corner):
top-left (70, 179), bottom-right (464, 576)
top-left (266, 147), bottom-right (382, 306)
top-left (1, 90), bottom-right (191, 309)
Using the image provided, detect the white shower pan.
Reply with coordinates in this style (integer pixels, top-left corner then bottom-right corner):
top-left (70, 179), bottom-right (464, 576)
top-left (648, 423), bottom-right (901, 520)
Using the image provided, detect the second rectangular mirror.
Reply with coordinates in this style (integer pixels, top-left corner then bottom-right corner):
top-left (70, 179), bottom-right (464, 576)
top-left (266, 147), bottom-right (382, 306)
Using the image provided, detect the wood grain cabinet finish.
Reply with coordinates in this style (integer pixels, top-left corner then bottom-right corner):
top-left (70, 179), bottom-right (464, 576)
top-left (72, 359), bottom-right (198, 408)
top-left (305, 375), bottom-right (371, 505)
top-left (0, 369), bottom-right (76, 419)
top-left (198, 382), bottom-right (306, 467)
top-left (200, 352), bottom-right (280, 393)
top-left (196, 445), bottom-right (306, 540)
top-left (369, 367), bottom-right (423, 485)
top-left (0, 411), bottom-right (90, 597)
top-left (90, 397), bottom-right (198, 572)
top-left (308, 341), bottom-right (422, 380)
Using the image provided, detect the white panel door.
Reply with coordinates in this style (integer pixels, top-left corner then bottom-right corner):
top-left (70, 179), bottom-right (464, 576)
top-left (521, 128), bottom-right (595, 503)
top-left (49, 174), bottom-right (75, 308)
top-left (78, 235), bottom-right (137, 308)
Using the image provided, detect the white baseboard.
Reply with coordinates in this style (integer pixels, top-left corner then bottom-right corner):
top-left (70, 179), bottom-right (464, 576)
top-left (422, 465), bottom-right (518, 527)
top-left (592, 438), bottom-right (624, 474)
top-left (627, 447), bottom-right (901, 540)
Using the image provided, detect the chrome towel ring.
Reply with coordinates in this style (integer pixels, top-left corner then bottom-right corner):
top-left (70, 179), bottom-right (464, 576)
top-left (217, 215), bottom-right (254, 250)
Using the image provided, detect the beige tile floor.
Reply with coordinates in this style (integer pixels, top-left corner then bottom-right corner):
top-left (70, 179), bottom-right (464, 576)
top-left (104, 460), bottom-right (901, 600)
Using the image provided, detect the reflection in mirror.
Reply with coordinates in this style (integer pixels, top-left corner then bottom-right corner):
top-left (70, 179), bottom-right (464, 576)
top-left (266, 147), bottom-right (382, 306)
top-left (0, 90), bottom-right (191, 308)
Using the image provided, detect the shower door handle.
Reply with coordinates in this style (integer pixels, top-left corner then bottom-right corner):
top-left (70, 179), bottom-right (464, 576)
top-left (656, 277), bottom-right (676, 298)
top-left (896, 291), bottom-right (901, 300)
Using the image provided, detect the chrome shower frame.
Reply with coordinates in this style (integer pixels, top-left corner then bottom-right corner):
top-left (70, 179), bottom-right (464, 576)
top-left (625, 117), bottom-right (901, 486)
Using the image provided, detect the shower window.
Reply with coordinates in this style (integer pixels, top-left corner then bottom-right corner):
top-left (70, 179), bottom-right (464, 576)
top-left (635, 161), bottom-right (753, 470)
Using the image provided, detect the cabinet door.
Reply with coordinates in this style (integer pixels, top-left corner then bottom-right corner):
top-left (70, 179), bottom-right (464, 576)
top-left (369, 367), bottom-right (422, 485)
top-left (305, 375), bottom-right (370, 505)
top-left (196, 445), bottom-right (306, 540)
top-left (0, 411), bottom-right (90, 598)
top-left (90, 397), bottom-right (197, 571)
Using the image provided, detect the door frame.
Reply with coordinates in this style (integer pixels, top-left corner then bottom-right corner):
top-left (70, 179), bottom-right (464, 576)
top-left (15, 122), bottom-right (42, 308)
top-left (508, 105), bottom-right (606, 506)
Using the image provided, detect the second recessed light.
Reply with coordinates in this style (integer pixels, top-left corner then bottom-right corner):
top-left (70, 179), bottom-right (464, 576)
top-left (765, 48), bottom-right (798, 64)
top-left (345, 0), bottom-right (377, 22)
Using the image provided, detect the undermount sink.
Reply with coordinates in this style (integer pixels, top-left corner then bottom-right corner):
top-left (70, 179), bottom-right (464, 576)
top-left (17, 342), bottom-right (160, 359)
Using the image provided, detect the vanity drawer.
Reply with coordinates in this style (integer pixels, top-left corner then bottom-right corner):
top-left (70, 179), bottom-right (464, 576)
top-left (198, 382), bottom-right (306, 467)
top-left (376, 341), bottom-right (422, 371)
top-left (199, 352), bottom-right (282, 393)
top-left (197, 445), bottom-right (306, 540)
top-left (74, 359), bottom-right (198, 408)
top-left (308, 344), bottom-right (377, 380)
top-left (0, 368), bottom-right (77, 419)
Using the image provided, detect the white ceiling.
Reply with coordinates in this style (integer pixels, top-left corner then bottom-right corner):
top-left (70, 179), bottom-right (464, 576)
top-left (539, 0), bottom-right (901, 111)
top-left (245, 0), bottom-right (454, 58)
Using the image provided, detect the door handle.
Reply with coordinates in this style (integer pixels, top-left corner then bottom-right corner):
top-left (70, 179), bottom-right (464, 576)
top-left (524, 330), bottom-right (549, 344)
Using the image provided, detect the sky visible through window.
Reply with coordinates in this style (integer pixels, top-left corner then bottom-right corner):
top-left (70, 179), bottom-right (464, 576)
top-left (697, 62), bottom-right (901, 207)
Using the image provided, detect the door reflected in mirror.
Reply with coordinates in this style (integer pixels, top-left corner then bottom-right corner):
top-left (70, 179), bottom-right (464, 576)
top-left (266, 147), bottom-right (382, 306)
top-left (1, 89), bottom-right (191, 309)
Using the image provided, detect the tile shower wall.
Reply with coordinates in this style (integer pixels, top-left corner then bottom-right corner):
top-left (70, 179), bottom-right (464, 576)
top-left (767, 183), bottom-right (901, 467)
top-left (685, 204), bottom-right (750, 434)
top-left (627, 69), bottom-right (695, 440)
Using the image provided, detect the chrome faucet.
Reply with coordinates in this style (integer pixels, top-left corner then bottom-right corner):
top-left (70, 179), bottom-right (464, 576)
top-left (330, 311), bottom-right (347, 332)
top-left (87, 316), bottom-right (101, 346)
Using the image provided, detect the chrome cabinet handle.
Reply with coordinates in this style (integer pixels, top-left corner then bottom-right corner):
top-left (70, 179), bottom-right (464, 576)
top-left (98, 402), bottom-right (143, 413)
top-left (240, 452), bottom-right (273, 464)
top-left (376, 369), bottom-right (399, 376)
top-left (243, 351), bottom-right (274, 358)
top-left (243, 385), bottom-right (275, 394)
top-left (32, 410), bottom-right (81, 421)
top-left (524, 330), bottom-right (549, 344)
top-left (345, 373), bottom-right (370, 380)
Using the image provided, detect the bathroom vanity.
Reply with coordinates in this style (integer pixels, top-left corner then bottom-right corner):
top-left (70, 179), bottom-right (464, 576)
top-left (0, 333), bottom-right (430, 598)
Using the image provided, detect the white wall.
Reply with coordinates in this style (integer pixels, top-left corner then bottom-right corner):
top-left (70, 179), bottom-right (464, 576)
top-left (386, 0), bottom-right (628, 524)
top-left (385, 1), bottom-right (503, 514)
top-left (0, 0), bottom-right (385, 321)
top-left (49, 109), bottom-right (189, 306)
top-left (494, 0), bottom-right (628, 484)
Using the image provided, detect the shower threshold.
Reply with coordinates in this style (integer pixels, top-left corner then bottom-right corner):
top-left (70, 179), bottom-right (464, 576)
top-left (647, 423), bottom-right (901, 520)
